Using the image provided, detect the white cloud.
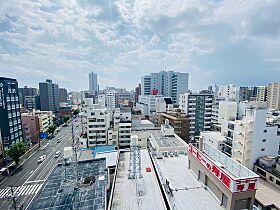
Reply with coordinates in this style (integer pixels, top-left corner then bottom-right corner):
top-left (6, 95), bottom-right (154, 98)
top-left (0, 0), bottom-right (279, 91)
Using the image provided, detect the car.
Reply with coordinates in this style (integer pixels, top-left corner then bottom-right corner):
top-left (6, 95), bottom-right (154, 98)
top-left (54, 151), bottom-right (61, 158)
top-left (57, 138), bottom-right (62, 143)
top-left (37, 155), bottom-right (47, 163)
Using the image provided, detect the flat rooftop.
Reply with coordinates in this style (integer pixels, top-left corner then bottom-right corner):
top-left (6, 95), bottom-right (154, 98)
top-left (149, 130), bottom-right (186, 148)
top-left (154, 154), bottom-right (224, 210)
top-left (255, 179), bottom-right (280, 209)
top-left (29, 159), bottom-right (108, 210)
top-left (201, 131), bottom-right (225, 141)
top-left (111, 150), bottom-right (166, 210)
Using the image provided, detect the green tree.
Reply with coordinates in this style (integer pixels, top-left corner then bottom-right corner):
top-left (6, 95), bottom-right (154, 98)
top-left (73, 109), bottom-right (80, 116)
top-left (7, 142), bottom-right (27, 165)
top-left (47, 124), bottom-right (57, 137)
top-left (63, 115), bottom-right (70, 123)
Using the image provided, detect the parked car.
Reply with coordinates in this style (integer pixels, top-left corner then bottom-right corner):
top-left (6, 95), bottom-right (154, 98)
top-left (54, 151), bottom-right (61, 158)
top-left (37, 155), bottom-right (47, 163)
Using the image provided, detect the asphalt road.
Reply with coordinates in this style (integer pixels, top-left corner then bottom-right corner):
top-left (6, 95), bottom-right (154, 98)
top-left (0, 119), bottom-right (82, 210)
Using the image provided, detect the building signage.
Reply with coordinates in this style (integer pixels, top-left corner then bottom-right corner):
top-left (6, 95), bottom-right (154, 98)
top-left (188, 144), bottom-right (258, 193)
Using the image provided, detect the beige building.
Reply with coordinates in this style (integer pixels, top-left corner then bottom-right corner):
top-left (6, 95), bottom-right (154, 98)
top-left (32, 111), bottom-right (54, 132)
top-left (256, 86), bottom-right (267, 102)
top-left (267, 83), bottom-right (280, 110)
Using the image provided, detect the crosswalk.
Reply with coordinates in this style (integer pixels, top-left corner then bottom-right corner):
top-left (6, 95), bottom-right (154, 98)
top-left (0, 183), bottom-right (43, 199)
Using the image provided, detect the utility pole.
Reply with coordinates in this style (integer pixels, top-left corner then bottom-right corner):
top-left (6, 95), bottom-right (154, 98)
top-left (71, 119), bottom-right (74, 145)
top-left (80, 114), bottom-right (83, 133)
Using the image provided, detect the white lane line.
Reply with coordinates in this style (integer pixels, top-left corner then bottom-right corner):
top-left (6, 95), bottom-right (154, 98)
top-left (34, 184), bottom-right (42, 194)
top-left (22, 185), bottom-right (33, 195)
top-left (25, 179), bottom-right (45, 184)
top-left (0, 189), bottom-right (10, 198)
top-left (0, 188), bottom-right (6, 195)
top-left (17, 186), bottom-right (25, 195)
top-left (27, 184), bottom-right (37, 195)
top-left (18, 185), bottom-right (29, 196)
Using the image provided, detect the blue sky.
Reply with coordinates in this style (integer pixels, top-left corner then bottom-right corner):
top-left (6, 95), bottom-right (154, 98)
top-left (0, 0), bottom-right (280, 91)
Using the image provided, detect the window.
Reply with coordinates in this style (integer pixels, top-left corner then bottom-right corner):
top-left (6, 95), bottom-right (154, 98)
top-left (256, 168), bottom-right (266, 177)
top-left (269, 176), bottom-right (274, 182)
top-left (263, 130), bottom-right (267, 133)
top-left (261, 148), bottom-right (265, 151)
top-left (276, 180), bottom-right (280, 186)
top-left (262, 139), bottom-right (266, 142)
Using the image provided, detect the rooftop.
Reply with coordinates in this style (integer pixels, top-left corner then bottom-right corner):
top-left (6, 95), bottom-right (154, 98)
top-left (201, 131), bottom-right (225, 141)
top-left (28, 159), bottom-right (108, 210)
top-left (255, 179), bottom-right (280, 209)
top-left (149, 130), bottom-right (187, 149)
top-left (153, 154), bottom-right (224, 210)
top-left (111, 150), bottom-right (166, 210)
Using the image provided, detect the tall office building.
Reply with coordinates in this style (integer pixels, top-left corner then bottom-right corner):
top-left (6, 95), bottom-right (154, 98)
top-left (89, 72), bottom-right (98, 93)
top-left (141, 71), bottom-right (189, 104)
top-left (267, 82), bottom-right (280, 110)
top-left (0, 77), bottom-right (23, 157)
top-left (59, 88), bottom-right (68, 103)
top-left (39, 79), bottom-right (59, 111)
top-left (18, 86), bottom-right (38, 107)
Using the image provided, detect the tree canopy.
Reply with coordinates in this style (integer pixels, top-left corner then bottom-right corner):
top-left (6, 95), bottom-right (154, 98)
top-left (63, 115), bottom-right (70, 123)
top-left (73, 109), bottom-right (80, 116)
top-left (47, 124), bottom-right (57, 136)
top-left (7, 142), bottom-right (27, 165)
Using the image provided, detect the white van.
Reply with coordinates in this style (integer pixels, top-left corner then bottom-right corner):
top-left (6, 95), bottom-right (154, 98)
top-left (54, 151), bottom-right (61, 158)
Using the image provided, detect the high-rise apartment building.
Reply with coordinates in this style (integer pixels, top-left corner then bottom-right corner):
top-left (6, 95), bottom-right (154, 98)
top-left (256, 86), bottom-right (267, 102)
top-left (106, 90), bottom-right (117, 109)
top-left (18, 86), bottom-right (38, 107)
top-left (39, 79), bottom-right (59, 111)
top-left (89, 72), bottom-right (98, 93)
top-left (179, 91), bottom-right (213, 141)
top-left (0, 77), bottom-right (23, 155)
top-left (59, 88), bottom-right (68, 103)
top-left (221, 105), bottom-right (280, 169)
top-left (141, 71), bottom-right (189, 104)
top-left (267, 82), bottom-right (280, 110)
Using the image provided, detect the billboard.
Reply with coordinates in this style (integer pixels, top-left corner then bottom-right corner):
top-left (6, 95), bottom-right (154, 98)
top-left (39, 132), bottom-right (49, 139)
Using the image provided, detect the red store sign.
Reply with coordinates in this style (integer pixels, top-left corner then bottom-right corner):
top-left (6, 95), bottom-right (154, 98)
top-left (188, 144), bottom-right (258, 193)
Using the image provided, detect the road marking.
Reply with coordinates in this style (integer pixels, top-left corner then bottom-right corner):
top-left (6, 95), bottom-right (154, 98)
top-left (25, 180), bottom-right (45, 184)
top-left (0, 184), bottom-right (43, 199)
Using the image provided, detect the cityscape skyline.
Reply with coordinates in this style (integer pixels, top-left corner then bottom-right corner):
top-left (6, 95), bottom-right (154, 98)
top-left (1, 0), bottom-right (280, 91)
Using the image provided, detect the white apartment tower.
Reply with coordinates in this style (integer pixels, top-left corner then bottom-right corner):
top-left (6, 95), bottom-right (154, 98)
top-left (141, 71), bottom-right (189, 104)
top-left (85, 105), bottom-right (110, 147)
top-left (89, 72), bottom-right (98, 93)
top-left (267, 82), bottom-right (280, 110)
top-left (222, 105), bottom-right (280, 169)
top-left (106, 90), bottom-right (117, 109)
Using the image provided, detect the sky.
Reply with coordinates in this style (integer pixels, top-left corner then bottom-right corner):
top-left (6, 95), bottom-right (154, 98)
top-left (0, 0), bottom-right (280, 92)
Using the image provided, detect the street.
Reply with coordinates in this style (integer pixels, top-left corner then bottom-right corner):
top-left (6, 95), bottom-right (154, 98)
top-left (0, 120), bottom-right (81, 210)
